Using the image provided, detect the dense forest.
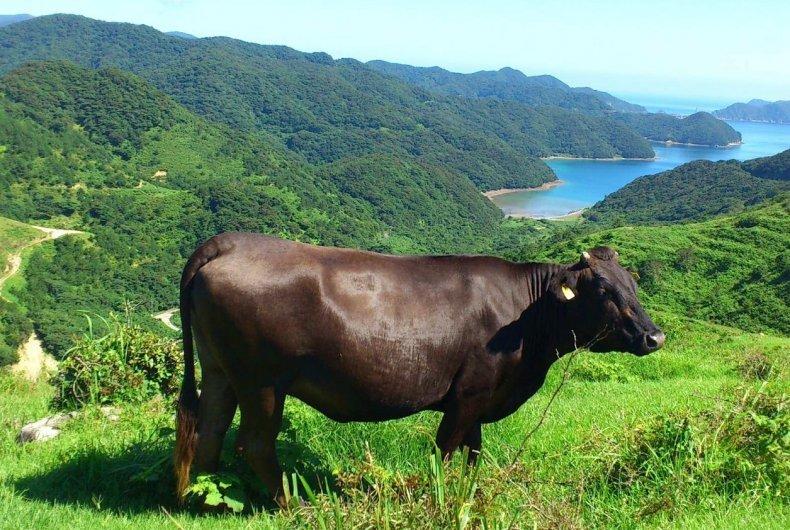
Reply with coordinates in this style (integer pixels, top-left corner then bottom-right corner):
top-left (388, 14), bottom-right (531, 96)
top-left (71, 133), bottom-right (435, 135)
top-left (714, 99), bottom-right (790, 124)
top-left (367, 61), bottom-right (646, 113)
top-left (368, 61), bottom-right (742, 147)
top-left (585, 150), bottom-right (790, 224)
top-left (0, 14), bottom-right (666, 191)
top-left (0, 61), bottom-right (507, 356)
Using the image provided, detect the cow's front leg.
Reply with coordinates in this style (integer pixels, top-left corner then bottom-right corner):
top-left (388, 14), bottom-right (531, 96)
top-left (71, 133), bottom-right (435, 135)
top-left (435, 402), bottom-right (482, 461)
top-left (460, 422), bottom-right (482, 464)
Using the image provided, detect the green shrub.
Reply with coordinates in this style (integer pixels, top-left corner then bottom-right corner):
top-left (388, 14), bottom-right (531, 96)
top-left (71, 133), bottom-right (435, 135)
top-left (638, 260), bottom-right (665, 289)
top-left (673, 247), bottom-right (699, 272)
top-left (589, 386), bottom-right (788, 512)
top-left (52, 315), bottom-right (182, 409)
top-left (570, 354), bottom-right (640, 383)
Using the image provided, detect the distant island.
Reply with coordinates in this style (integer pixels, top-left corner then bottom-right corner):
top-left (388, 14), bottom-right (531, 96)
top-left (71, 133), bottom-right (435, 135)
top-left (0, 14), bottom-right (32, 27)
top-left (613, 111), bottom-right (742, 147)
top-left (713, 99), bottom-right (790, 124)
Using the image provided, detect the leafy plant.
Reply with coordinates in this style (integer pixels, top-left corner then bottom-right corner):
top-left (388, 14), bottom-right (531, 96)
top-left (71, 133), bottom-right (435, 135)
top-left (51, 314), bottom-right (182, 409)
top-left (186, 473), bottom-right (246, 514)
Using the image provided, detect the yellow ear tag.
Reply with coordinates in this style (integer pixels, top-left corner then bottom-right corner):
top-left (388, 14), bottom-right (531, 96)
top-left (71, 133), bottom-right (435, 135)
top-left (561, 285), bottom-right (576, 300)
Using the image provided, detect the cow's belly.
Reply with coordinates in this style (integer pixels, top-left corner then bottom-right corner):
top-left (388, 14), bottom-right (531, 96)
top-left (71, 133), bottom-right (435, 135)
top-left (286, 343), bottom-right (461, 422)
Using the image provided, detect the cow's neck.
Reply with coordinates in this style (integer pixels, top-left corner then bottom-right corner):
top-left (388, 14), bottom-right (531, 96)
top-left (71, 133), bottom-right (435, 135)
top-left (516, 264), bottom-right (580, 383)
top-left (517, 262), bottom-right (579, 355)
top-left (481, 263), bottom-right (577, 421)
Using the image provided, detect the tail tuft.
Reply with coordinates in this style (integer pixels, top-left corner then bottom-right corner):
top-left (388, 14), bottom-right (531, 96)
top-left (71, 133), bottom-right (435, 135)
top-left (174, 383), bottom-right (199, 501)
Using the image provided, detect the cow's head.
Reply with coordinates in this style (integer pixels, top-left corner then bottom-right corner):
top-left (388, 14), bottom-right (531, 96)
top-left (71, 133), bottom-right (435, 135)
top-left (550, 246), bottom-right (664, 355)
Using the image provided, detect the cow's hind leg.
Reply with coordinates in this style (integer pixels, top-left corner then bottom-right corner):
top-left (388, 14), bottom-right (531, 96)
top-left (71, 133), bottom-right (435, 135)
top-left (193, 365), bottom-right (238, 475)
top-left (236, 386), bottom-right (285, 506)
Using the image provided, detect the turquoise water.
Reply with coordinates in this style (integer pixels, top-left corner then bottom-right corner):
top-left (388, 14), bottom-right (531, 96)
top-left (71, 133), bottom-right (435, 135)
top-left (491, 121), bottom-right (790, 218)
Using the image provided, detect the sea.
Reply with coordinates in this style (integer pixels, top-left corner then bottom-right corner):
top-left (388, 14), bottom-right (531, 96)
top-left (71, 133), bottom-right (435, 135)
top-left (490, 96), bottom-right (790, 219)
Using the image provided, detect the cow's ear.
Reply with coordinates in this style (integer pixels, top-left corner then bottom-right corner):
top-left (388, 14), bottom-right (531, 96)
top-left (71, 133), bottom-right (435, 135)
top-left (551, 272), bottom-right (578, 302)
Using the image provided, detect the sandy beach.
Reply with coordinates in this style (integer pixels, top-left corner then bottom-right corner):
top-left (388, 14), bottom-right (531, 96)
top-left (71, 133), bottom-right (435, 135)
top-left (653, 140), bottom-right (742, 148)
top-left (541, 155), bottom-right (656, 161)
top-left (506, 208), bottom-right (586, 221)
top-left (483, 179), bottom-right (564, 198)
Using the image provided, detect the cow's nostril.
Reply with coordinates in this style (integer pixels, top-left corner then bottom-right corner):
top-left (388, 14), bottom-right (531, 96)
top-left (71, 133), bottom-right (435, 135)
top-left (644, 330), bottom-right (666, 351)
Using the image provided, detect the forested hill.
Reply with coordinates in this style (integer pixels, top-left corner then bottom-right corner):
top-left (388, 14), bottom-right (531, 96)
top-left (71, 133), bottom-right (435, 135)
top-left (368, 61), bottom-right (742, 147)
top-left (366, 61), bottom-right (646, 113)
top-left (611, 111), bottom-right (742, 146)
top-left (0, 61), bottom-right (506, 355)
top-left (713, 99), bottom-right (790, 124)
top-left (585, 149), bottom-right (790, 224)
top-left (0, 14), bottom-right (659, 190)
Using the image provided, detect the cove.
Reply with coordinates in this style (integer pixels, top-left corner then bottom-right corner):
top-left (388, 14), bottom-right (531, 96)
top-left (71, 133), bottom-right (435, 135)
top-left (490, 121), bottom-right (790, 218)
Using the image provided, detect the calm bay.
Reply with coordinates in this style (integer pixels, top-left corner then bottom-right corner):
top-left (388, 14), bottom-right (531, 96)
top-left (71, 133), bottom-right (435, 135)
top-left (490, 120), bottom-right (790, 218)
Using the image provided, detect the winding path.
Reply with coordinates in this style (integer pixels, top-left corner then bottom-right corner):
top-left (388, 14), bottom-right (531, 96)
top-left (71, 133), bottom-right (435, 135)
top-left (0, 226), bottom-right (84, 295)
top-left (1, 225), bottom-right (84, 381)
top-left (152, 307), bottom-right (180, 332)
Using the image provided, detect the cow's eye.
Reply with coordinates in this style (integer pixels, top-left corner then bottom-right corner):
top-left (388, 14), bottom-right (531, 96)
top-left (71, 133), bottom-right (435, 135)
top-left (596, 287), bottom-right (607, 297)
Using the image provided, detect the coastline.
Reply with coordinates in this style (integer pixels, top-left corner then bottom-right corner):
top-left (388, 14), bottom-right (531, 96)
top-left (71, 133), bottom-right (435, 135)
top-left (483, 179), bottom-right (564, 198)
top-left (506, 208), bottom-right (586, 221)
top-left (652, 139), bottom-right (742, 148)
top-left (541, 155), bottom-right (656, 161)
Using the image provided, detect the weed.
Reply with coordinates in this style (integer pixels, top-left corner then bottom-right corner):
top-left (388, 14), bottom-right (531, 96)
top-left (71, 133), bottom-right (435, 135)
top-left (739, 352), bottom-right (773, 380)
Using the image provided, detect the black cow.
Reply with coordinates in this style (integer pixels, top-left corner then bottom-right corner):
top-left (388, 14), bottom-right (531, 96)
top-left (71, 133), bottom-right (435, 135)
top-left (174, 234), bottom-right (664, 504)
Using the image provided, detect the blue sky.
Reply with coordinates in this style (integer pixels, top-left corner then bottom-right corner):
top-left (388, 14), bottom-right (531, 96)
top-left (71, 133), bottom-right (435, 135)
top-left (5, 0), bottom-right (789, 103)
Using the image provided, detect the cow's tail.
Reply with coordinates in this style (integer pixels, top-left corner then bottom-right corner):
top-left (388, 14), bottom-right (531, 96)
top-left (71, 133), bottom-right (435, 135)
top-left (174, 238), bottom-right (221, 502)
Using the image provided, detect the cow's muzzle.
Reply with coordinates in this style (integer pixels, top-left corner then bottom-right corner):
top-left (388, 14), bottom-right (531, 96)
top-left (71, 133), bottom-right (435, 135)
top-left (636, 329), bottom-right (665, 355)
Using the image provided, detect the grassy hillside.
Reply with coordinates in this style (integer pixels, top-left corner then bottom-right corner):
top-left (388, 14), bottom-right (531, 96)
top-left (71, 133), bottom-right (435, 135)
top-left (586, 150), bottom-right (790, 224)
top-left (538, 198), bottom-right (789, 335)
top-left (0, 216), bottom-right (41, 272)
top-left (2, 186), bottom-right (787, 528)
top-left (0, 309), bottom-right (786, 528)
top-left (0, 14), bottom-right (662, 188)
